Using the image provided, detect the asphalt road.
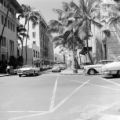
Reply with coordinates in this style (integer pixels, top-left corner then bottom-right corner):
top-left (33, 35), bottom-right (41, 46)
top-left (0, 72), bottom-right (120, 120)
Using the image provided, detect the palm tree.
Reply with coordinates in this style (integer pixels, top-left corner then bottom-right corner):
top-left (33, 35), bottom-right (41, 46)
top-left (48, 0), bottom-right (102, 72)
top-left (48, 2), bottom-right (85, 73)
top-left (18, 4), bottom-right (40, 64)
top-left (71, 0), bottom-right (103, 64)
top-left (17, 24), bottom-right (28, 56)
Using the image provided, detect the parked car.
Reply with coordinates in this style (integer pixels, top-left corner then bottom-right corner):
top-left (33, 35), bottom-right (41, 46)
top-left (17, 65), bottom-right (40, 77)
top-left (59, 64), bottom-right (66, 70)
top-left (102, 61), bottom-right (120, 77)
top-left (52, 65), bottom-right (61, 72)
top-left (83, 60), bottom-right (113, 75)
top-left (13, 66), bottom-right (21, 74)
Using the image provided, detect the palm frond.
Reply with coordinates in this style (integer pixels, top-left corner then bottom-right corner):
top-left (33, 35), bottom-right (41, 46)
top-left (91, 19), bottom-right (102, 28)
top-left (53, 9), bottom-right (63, 20)
top-left (62, 2), bottom-right (70, 12)
top-left (49, 20), bottom-right (62, 27)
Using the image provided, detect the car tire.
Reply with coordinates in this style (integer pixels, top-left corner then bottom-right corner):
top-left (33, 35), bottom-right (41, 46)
top-left (19, 74), bottom-right (22, 77)
top-left (88, 69), bottom-right (96, 75)
top-left (115, 70), bottom-right (120, 77)
top-left (33, 71), bottom-right (36, 76)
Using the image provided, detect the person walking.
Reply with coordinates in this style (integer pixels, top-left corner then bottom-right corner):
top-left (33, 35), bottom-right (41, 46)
top-left (6, 65), bottom-right (10, 74)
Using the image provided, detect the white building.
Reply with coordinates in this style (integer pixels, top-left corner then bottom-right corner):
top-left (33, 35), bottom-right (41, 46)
top-left (20, 14), bottom-right (54, 66)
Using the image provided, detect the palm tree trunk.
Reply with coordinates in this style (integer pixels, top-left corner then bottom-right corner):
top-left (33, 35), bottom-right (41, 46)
top-left (21, 41), bottom-right (23, 56)
top-left (0, 7), bottom-right (9, 61)
top-left (86, 19), bottom-right (93, 64)
top-left (25, 20), bottom-right (29, 64)
top-left (72, 35), bottom-right (78, 73)
top-left (86, 37), bottom-right (93, 64)
top-left (21, 24), bottom-right (26, 57)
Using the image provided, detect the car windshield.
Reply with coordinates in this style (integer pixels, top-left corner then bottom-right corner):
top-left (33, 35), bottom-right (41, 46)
top-left (22, 65), bottom-right (33, 68)
top-left (97, 60), bottom-right (113, 64)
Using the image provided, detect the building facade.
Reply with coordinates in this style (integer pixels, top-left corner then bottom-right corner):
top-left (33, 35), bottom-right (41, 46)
top-left (78, 0), bottom-right (120, 65)
top-left (0, 0), bottom-right (22, 65)
top-left (21, 14), bottom-right (54, 67)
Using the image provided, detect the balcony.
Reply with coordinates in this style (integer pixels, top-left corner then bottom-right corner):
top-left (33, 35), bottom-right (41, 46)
top-left (0, 3), bottom-right (16, 19)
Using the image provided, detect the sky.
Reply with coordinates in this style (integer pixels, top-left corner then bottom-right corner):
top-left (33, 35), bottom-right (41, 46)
top-left (17, 0), bottom-right (73, 23)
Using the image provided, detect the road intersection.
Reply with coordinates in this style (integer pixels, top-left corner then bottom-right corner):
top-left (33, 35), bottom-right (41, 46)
top-left (0, 73), bottom-right (120, 120)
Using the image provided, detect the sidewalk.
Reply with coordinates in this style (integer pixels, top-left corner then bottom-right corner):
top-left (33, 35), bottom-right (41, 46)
top-left (0, 73), bottom-right (10, 77)
top-left (61, 68), bottom-right (84, 75)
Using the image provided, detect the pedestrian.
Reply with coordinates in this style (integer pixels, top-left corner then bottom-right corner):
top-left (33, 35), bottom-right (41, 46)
top-left (6, 65), bottom-right (10, 74)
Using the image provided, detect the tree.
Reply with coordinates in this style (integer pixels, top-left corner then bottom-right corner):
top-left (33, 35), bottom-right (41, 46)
top-left (48, 2), bottom-right (85, 73)
top-left (17, 24), bottom-right (28, 56)
top-left (48, 0), bottom-right (102, 72)
top-left (72, 0), bottom-right (103, 64)
top-left (18, 4), bottom-right (40, 64)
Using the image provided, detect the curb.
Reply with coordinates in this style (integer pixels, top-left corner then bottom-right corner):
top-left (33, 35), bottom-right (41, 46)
top-left (0, 74), bottom-right (11, 77)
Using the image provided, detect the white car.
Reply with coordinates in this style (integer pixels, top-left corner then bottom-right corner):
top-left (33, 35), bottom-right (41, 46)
top-left (17, 65), bottom-right (40, 77)
top-left (102, 61), bottom-right (120, 77)
top-left (84, 60), bottom-right (113, 75)
top-left (52, 65), bottom-right (61, 72)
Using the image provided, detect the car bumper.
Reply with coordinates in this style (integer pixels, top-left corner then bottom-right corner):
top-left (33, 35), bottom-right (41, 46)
top-left (102, 70), bottom-right (118, 77)
top-left (17, 70), bottom-right (34, 75)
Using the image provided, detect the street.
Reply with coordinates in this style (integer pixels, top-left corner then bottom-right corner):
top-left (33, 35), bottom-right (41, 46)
top-left (0, 72), bottom-right (120, 120)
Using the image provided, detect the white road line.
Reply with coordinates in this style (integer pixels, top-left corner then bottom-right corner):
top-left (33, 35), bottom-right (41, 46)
top-left (51, 80), bottom-right (90, 112)
top-left (49, 75), bottom-right (59, 111)
top-left (70, 79), bottom-right (120, 91)
top-left (8, 111), bottom-right (50, 120)
top-left (7, 111), bottom-right (47, 113)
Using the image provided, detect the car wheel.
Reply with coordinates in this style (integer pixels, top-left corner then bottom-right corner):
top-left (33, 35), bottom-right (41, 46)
top-left (115, 70), bottom-right (120, 77)
top-left (19, 74), bottom-right (22, 77)
top-left (88, 69), bottom-right (95, 75)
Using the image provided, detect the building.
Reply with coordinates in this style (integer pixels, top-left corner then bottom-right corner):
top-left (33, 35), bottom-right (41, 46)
top-left (78, 0), bottom-right (120, 65)
top-left (21, 13), bottom-right (54, 67)
top-left (0, 0), bottom-right (22, 64)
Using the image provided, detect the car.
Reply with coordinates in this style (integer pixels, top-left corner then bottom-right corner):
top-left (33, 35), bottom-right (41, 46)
top-left (83, 60), bottom-right (113, 75)
top-left (13, 66), bottom-right (21, 74)
top-left (102, 61), bottom-right (120, 77)
top-left (59, 64), bottom-right (66, 70)
top-left (52, 65), bottom-right (61, 72)
top-left (17, 65), bottom-right (40, 77)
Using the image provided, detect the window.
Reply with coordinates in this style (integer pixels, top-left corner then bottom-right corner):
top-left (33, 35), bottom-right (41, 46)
top-left (32, 23), bottom-right (35, 29)
top-left (32, 32), bottom-right (36, 38)
top-left (9, 40), bottom-right (14, 56)
top-left (10, 22), bottom-right (12, 30)
top-left (1, 36), bottom-right (6, 47)
top-left (36, 51), bottom-right (37, 58)
top-left (13, 24), bottom-right (15, 32)
top-left (33, 41), bottom-right (36, 44)
top-left (1, 15), bottom-right (4, 25)
top-left (33, 50), bottom-right (35, 57)
top-left (0, 0), bottom-right (3, 4)
top-left (38, 52), bottom-right (39, 58)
